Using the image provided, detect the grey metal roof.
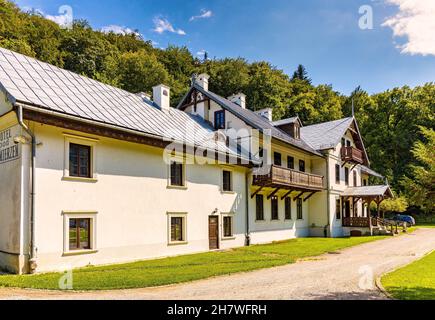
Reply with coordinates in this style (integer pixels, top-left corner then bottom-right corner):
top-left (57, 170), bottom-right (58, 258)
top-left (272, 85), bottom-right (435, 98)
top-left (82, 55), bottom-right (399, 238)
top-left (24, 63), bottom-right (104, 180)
top-left (0, 47), bottom-right (253, 162)
top-left (342, 185), bottom-right (393, 198)
top-left (178, 84), bottom-right (323, 157)
top-left (272, 117), bottom-right (301, 127)
top-left (360, 165), bottom-right (384, 179)
top-left (300, 117), bottom-right (354, 150)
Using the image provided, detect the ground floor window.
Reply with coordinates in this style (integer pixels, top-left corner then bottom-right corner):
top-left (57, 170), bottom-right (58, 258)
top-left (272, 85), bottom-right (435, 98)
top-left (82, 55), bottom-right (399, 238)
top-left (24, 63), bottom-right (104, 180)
top-left (63, 212), bottom-right (97, 254)
top-left (285, 197), bottom-right (292, 220)
top-left (271, 197), bottom-right (279, 220)
top-left (256, 194), bottom-right (264, 221)
top-left (223, 215), bottom-right (234, 238)
top-left (297, 198), bottom-right (303, 220)
top-left (336, 199), bottom-right (341, 219)
top-left (168, 213), bottom-right (187, 244)
top-left (69, 218), bottom-right (91, 251)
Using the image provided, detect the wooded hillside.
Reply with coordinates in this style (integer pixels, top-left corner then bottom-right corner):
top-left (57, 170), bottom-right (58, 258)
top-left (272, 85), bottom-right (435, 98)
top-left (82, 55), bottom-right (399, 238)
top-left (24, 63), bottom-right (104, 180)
top-left (0, 0), bottom-right (433, 213)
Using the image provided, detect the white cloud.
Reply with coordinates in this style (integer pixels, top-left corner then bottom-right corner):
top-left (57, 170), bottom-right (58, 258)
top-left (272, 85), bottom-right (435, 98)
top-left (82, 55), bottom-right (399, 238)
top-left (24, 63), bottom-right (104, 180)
top-left (382, 0), bottom-right (435, 56)
top-left (189, 9), bottom-right (213, 22)
top-left (23, 5), bottom-right (73, 29)
top-left (101, 25), bottom-right (137, 35)
top-left (153, 17), bottom-right (186, 35)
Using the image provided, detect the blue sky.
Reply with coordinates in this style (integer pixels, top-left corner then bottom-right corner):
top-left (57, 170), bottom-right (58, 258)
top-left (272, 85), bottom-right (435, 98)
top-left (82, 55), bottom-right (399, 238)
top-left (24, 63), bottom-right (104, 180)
top-left (14, 0), bottom-right (435, 95)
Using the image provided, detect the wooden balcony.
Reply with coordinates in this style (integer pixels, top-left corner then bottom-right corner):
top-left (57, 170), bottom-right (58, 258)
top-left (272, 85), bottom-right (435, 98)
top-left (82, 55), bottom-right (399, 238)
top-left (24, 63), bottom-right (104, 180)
top-left (341, 146), bottom-right (364, 164)
top-left (253, 165), bottom-right (324, 191)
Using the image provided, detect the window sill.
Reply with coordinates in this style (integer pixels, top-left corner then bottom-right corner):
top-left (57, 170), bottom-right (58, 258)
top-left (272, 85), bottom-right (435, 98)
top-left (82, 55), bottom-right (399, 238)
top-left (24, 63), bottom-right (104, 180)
top-left (222, 236), bottom-right (236, 241)
top-left (167, 185), bottom-right (188, 190)
top-left (63, 176), bottom-right (98, 183)
top-left (168, 241), bottom-right (188, 246)
top-left (62, 249), bottom-right (98, 257)
top-left (221, 190), bottom-right (235, 195)
top-left (255, 220), bottom-right (266, 223)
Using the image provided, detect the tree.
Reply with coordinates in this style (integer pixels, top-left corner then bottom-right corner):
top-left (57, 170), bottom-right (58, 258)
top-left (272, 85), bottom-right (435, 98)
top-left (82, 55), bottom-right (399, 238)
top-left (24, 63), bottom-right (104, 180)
top-left (291, 64), bottom-right (311, 84)
top-left (116, 50), bottom-right (170, 94)
top-left (401, 126), bottom-right (435, 214)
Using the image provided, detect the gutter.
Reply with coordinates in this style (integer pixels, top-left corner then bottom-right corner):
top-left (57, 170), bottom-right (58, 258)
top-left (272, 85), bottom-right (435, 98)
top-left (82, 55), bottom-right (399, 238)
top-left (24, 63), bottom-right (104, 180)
top-left (15, 104), bottom-right (37, 273)
top-left (245, 169), bottom-right (252, 246)
top-left (325, 152), bottom-right (331, 237)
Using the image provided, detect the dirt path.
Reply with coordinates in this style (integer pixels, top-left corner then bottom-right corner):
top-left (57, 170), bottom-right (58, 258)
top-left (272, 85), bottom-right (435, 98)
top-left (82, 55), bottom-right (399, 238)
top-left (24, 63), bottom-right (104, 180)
top-left (1, 228), bottom-right (435, 300)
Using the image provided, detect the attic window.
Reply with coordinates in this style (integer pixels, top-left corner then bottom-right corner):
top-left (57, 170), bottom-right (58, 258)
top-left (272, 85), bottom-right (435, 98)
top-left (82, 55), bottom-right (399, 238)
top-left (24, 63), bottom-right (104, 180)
top-left (294, 123), bottom-right (300, 140)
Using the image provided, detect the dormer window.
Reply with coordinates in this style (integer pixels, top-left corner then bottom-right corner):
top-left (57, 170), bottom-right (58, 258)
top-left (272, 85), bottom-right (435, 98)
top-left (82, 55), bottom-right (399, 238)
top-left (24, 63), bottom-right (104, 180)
top-left (294, 123), bottom-right (300, 140)
top-left (214, 110), bottom-right (225, 130)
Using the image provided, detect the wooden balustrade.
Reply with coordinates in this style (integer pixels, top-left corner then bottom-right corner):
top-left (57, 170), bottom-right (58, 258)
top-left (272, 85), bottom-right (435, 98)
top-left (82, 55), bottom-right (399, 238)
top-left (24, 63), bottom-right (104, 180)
top-left (341, 146), bottom-right (364, 164)
top-left (342, 217), bottom-right (371, 227)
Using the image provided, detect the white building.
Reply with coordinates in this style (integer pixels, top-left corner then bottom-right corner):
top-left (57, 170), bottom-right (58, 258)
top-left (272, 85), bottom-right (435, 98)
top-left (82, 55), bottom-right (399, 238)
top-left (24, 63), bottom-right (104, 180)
top-left (0, 48), bottom-right (392, 274)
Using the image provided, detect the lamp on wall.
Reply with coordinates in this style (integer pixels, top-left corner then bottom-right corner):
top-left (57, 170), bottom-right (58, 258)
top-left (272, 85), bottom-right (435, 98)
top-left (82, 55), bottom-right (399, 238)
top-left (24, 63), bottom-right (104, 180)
top-left (13, 135), bottom-right (29, 144)
top-left (212, 208), bottom-right (219, 215)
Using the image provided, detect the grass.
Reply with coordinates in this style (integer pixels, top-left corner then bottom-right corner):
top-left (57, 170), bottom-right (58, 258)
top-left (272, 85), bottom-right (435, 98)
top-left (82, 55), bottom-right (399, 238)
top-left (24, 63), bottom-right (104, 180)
top-left (382, 250), bottom-right (435, 300)
top-left (0, 236), bottom-right (386, 291)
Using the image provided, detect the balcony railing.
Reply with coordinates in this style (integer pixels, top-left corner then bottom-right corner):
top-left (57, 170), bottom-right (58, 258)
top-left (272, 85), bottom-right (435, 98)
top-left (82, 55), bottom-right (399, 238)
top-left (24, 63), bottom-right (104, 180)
top-left (253, 165), bottom-right (324, 191)
top-left (342, 217), bottom-right (371, 227)
top-left (341, 146), bottom-right (364, 164)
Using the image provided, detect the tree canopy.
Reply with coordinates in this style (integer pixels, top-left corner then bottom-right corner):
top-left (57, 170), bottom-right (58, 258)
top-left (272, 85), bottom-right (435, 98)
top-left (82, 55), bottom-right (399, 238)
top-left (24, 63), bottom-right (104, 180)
top-left (0, 0), bottom-right (434, 213)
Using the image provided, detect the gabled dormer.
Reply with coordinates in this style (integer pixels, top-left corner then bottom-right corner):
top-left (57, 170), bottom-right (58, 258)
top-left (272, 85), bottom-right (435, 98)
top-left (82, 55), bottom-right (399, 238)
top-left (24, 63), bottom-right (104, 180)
top-left (272, 116), bottom-right (303, 140)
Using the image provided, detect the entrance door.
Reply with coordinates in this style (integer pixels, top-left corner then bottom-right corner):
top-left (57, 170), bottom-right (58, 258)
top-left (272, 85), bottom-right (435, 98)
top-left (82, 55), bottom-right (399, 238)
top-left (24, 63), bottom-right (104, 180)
top-left (208, 216), bottom-right (219, 250)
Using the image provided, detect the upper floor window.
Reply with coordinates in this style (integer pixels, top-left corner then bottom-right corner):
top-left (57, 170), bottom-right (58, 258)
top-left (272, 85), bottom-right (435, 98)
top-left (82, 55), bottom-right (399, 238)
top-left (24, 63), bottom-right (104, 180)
top-left (170, 161), bottom-right (184, 187)
top-left (274, 152), bottom-right (282, 166)
top-left (363, 179), bottom-right (368, 186)
top-left (256, 195), bottom-right (264, 221)
top-left (223, 170), bottom-right (232, 192)
top-left (353, 171), bottom-right (357, 187)
top-left (69, 143), bottom-right (91, 178)
top-left (287, 156), bottom-right (294, 169)
top-left (299, 160), bottom-right (305, 172)
top-left (341, 138), bottom-right (345, 147)
top-left (335, 164), bottom-right (340, 184)
top-left (214, 110), bottom-right (225, 130)
top-left (294, 124), bottom-right (300, 140)
top-left (271, 197), bottom-right (279, 220)
top-left (346, 140), bottom-right (351, 147)
top-left (345, 167), bottom-right (349, 186)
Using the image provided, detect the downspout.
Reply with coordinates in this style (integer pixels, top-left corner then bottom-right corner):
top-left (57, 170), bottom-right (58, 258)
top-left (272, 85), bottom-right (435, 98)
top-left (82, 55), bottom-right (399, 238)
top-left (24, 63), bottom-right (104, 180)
top-left (325, 152), bottom-right (331, 238)
top-left (16, 105), bottom-right (37, 273)
top-left (245, 168), bottom-right (251, 246)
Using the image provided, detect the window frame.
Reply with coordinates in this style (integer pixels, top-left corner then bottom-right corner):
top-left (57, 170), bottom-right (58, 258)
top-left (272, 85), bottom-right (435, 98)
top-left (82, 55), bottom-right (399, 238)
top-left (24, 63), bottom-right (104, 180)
top-left (335, 164), bottom-right (340, 184)
top-left (299, 160), bottom-right (306, 173)
top-left (287, 156), bottom-right (295, 170)
top-left (62, 211), bottom-right (97, 256)
top-left (271, 196), bottom-right (279, 221)
top-left (214, 110), bottom-right (226, 130)
top-left (297, 198), bottom-right (303, 220)
top-left (345, 167), bottom-right (349, 186)
top-left (273, 152), bottom-right (282, 166)
top-left (167, 212), bottom-right (188, 245)
top-left (222, 169), bottom-right (233, 193)
top-left (336, 199), bottom-right (341, 220)
top-left (353, 171), bottom-right (357, 187)
top-left (168, 160), bottom-right (186, 188)
top-left (285, 197), bottom-right (292, 220)
top-left (221, 213), bottom-right (235, 240)
top-left (63, 134), bottom-right (98, 182)
top-left (255, 194), bottom-right (264, 221)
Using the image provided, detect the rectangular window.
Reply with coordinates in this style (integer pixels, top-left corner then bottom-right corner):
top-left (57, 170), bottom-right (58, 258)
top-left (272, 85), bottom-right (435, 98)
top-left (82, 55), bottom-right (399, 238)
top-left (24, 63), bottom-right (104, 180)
top-left (287, 156), bottom-right (294, 169)
top-left (341, 138), bottom-right (346, 147)
top-left (299, 160), bottom-right (305, 172)
top-left (363, 179), bottom-right (368, 186)
top-left (214, 110), bottom-right (225, 130)
top-left (170, 161), bottom-right (184, 186)
top-left (69, 143), bottom-right (91, 178)
top-left (69, 218), bottom-right (91, 251)
top-left (336, 199), bottom-right (341, 220)
top-left (345, 167), bottom-right (349, 186)
top-left (346, 140), bottom-right (351, 147)
top-left (297, 199), bottom-right (303, 220)
top-left (335, 164), bottom-right (340, 184)
top-left (271, 197), bottom-right (279, 220)
top-left (223, 170), bottom-right (232, 192)
top-left (353, 171), bottom-right (357, 186)
top-left (256, 195), bottom-right (264, 221)
top-left (274, 152), bottom-right (282, 166)
top-left (223, 216), bottom-right (233, 238)
top-left (171, 217), bottom-right (184, 242)
top-left (285, 197), bottom-right (292, 220)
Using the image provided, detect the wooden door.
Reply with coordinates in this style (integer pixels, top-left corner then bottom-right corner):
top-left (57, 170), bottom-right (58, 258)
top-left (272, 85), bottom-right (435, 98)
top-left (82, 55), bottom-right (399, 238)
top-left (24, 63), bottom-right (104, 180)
top-left (209, 216), bottom-right (219, 250)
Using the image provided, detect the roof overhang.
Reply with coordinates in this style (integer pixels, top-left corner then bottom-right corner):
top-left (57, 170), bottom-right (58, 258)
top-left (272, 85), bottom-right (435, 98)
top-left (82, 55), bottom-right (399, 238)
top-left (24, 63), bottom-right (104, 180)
top-left (342, 185), bottom-right (394, 199)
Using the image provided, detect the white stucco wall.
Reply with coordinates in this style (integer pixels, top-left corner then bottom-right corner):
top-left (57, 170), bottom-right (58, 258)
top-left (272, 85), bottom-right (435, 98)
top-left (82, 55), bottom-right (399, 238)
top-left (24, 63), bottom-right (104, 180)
top-left (28, 121), bottom-right (249, 272)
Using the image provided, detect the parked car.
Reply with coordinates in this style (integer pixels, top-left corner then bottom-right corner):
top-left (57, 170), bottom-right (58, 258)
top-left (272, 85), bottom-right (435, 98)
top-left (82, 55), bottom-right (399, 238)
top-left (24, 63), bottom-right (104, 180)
top-left (391, 214), bottom-right (416, 226)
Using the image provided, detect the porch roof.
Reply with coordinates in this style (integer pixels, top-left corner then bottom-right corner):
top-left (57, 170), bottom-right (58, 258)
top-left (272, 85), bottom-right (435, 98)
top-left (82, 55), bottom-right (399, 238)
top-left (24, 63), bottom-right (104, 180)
top-left (342, 185), bottom-right (393, 199)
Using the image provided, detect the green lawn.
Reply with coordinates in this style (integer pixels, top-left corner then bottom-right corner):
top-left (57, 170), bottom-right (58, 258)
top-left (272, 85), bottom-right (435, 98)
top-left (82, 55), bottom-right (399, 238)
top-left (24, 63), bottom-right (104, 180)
top-left (382, 250), bottom-right (435, 300)
top-left (0, 236), bottom-right (386, 291)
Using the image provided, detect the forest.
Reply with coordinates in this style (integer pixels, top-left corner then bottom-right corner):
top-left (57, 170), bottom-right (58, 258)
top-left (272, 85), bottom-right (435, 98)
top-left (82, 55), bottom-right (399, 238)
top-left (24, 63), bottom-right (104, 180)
top-left (0, 0), bottom-right (433, 214)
